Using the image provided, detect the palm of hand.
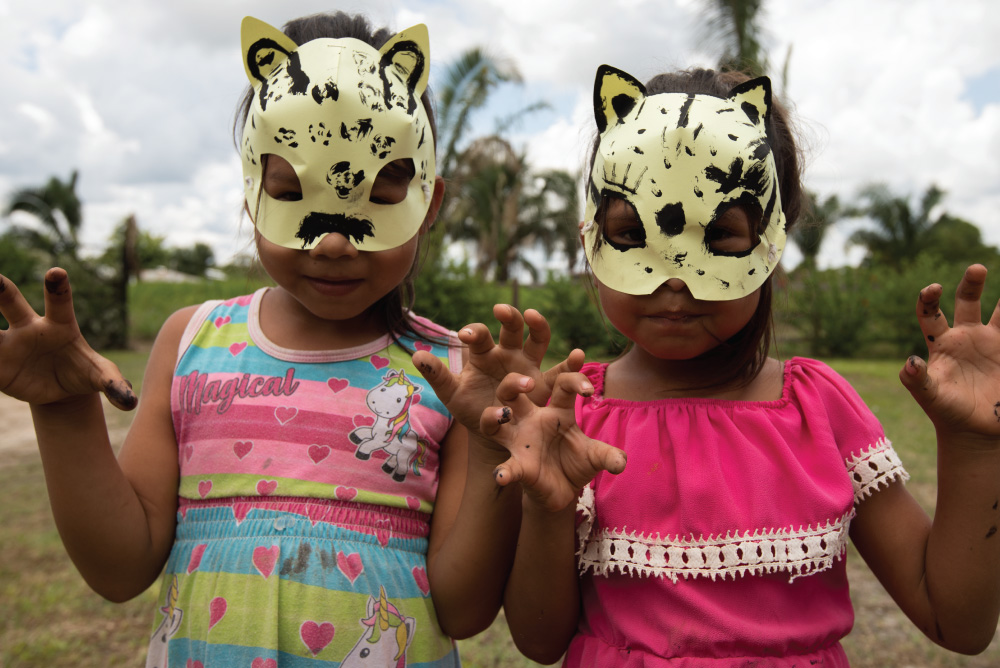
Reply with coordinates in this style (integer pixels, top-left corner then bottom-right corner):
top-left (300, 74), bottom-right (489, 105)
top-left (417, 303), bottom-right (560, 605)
top-left (0, 270), bottom-right (133, 408)
top-left (451, 348), bottom-right (552, 434)
top-left (412, 306), bottom-right (581, 441)
top-left (497, 401), bottom-right (610, 512)
top-left (906, 265), bottom-right (1000, 444)
top-left (922, 322), bottom-right (1000, 438)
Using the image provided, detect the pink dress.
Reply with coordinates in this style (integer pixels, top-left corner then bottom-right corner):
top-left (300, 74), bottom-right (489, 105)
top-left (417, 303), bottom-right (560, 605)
top-left (567, 358), bottom-right (909, 667)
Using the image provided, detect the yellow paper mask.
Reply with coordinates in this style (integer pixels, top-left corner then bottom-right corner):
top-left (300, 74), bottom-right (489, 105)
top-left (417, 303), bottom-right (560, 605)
top-left (583, 66), bottom-right (786, 300)
top-left (240, 16), bottom-right (436, 251)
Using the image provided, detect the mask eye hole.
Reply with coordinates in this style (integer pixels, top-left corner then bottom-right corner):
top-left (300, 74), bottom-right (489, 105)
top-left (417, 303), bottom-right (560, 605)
top-left (599, 196), bottom-right (646, 249)
top-left (370, 158), bottom-right (415, 205)
top-left (705, 201), bottom-right (760, 255)
top-left (261, 154), bottom-right (303, 202)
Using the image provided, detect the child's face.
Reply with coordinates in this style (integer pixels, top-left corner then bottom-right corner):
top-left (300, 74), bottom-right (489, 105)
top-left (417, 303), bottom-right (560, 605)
top-left (239, 20), bottom-right (436, 253)
top-left (254, 154), bottom-right (439, 325)
top-left (596, 198), bottom-right (761, 360)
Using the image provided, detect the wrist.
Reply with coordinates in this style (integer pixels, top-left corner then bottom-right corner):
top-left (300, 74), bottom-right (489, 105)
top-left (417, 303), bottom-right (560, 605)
top-left (31, 391), bottom-right (102, 413)
top-left (523, 491), bottom-right (578, 520)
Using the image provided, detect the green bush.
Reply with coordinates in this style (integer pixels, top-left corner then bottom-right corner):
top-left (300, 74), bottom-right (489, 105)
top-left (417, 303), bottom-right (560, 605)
top-left (529, 273), bottom-right (626, 359)
top-left (413, 261), bottom-right (509, 334)
top-left (786, 266), bottom-right (876, 358)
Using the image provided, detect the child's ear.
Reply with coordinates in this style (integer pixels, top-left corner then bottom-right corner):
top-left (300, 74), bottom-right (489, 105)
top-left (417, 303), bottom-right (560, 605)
top-left (593, 65), bottom-right (647, 134)
top-left (727, 76), bottom-right (772, 128)
top-left (241, 16), bottom-right (299, 85)
top-left (378, 24), bottom-right (431, 113)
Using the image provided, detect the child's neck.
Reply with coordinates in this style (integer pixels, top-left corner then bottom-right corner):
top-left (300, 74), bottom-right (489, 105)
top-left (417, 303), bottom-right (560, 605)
top-left (604, 347), bottom-right (784, 402)
top-left (257, 287), bottom-right (390, 351)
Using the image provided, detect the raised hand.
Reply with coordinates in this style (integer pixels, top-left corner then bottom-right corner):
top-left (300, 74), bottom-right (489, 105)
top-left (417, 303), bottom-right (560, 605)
top-left (481, 372), bottom-right (626, 512)
top-left (899, 264), bottom-right (1000, 443)
top-left (0, 268), bottom-right (137, 410)
top-left (413, 304), bottom-right (585, 439)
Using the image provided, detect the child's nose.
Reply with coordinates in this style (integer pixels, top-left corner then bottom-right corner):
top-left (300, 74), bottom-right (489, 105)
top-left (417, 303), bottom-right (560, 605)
top-left (663, 277), bottom-right (688, 292)
top-left (310, 232), bottom-right (359, 259)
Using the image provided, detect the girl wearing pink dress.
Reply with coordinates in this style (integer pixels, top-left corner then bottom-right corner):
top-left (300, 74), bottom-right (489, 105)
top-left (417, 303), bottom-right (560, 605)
top-left (424, 66), bottom-right (1000, 666)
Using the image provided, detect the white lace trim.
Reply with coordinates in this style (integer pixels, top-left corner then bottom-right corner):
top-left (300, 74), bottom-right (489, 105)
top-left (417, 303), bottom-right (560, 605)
top-left (846, 437), bottom-right (909, 503)
top-left (576, 485), bottom-right (854, 583)
top-left (574, 439), bottom-right (907, 583)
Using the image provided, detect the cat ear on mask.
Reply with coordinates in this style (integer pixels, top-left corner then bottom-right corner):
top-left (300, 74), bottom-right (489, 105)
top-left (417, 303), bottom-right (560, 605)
top-left (241, 16), bottom-right (299, 85)
top-left (378, 24), bottom-right (431, 115)
top-left (593, 65), bottom-right (646, 134)
top-left (727, 76), bottom-right (772, 129)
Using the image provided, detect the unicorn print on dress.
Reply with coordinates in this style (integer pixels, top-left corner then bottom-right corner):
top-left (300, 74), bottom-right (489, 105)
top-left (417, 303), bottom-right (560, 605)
top-left (341, 586), bottom-right (416, 668)
top-left (145, 575), bottom-right (183, 668)
top-left (350, 369), bottom-right (428, 482)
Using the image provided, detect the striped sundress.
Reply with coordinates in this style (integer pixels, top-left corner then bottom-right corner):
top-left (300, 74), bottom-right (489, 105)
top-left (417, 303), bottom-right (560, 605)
top-left (144, 288), bottom-right (463, 667)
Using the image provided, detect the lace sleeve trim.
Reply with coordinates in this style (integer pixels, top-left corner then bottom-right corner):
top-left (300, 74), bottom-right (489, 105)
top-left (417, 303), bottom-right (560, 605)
top-left (576, 485), bottom-right (854, 583)
top-left (845, 437), bottom-right (909, 504)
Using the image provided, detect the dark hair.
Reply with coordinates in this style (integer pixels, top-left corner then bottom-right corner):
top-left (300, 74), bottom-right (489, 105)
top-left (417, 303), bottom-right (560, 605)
top-left (232, 12), bottom-right (442, 350)
top-left (587, 67), bottom-right (804, 389)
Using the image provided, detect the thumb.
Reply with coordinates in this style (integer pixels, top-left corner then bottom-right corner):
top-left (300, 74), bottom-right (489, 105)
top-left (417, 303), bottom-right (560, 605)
top-left (94, 360), bottom-right (138, 411)
top-left (413, 350), bottom-right (458, 405)
top-left (590, 438), bottom-right (626, 476)
top-left (899, 355), bottom-right (937, 409)
top-left (493, 456), bottom-right (523, 487)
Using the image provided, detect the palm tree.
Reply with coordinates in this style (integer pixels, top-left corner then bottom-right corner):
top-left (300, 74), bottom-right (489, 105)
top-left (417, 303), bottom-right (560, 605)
top-left (435, 48), bottom-right (523, 180)
top-left (698, 0), bottom-right (769, 76)
top-left (791, 191), bottom-right (841, 271)
top-left (4, 170), bottom-right (83, 259)
top-left (447, 136), bottom-right (579, 283)
top-left (846, 183), bottom-right (945, 270)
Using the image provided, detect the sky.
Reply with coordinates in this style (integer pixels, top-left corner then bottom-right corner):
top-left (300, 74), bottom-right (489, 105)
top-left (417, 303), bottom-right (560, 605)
top-left (1, 0), bottom-right (998, 271)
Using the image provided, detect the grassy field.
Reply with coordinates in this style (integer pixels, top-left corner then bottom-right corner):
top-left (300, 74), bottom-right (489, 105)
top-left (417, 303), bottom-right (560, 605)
top-left (1, 355), bottom-right (999, 666)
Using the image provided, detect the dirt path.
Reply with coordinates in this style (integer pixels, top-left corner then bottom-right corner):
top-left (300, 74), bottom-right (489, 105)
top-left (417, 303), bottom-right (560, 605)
top-left (0, 392), bottom-right (132, 459)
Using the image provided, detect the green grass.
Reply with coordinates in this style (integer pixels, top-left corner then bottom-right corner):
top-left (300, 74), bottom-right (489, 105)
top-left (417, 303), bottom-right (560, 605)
top-left (128, 276), bottom-right (273, 341)
top-left (1, 354), bottom-right (998, 666)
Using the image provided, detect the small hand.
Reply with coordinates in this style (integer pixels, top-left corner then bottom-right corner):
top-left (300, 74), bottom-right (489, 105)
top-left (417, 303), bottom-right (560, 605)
top-left (481, 372), bottom-right (626, 512)
top-left (414, 304), bottom-right (584, 440)
top-left (0, 268), bottom-right (137, 410)
top-left (899, 264), bottom-right (1000, 444)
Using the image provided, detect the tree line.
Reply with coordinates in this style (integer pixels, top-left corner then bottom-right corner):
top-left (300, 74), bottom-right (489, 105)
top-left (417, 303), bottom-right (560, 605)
top-left (2, 1), bottom-right (995, 358)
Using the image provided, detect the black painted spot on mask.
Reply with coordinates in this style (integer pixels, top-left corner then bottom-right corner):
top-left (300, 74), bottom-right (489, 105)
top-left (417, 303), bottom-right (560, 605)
top-left (685, 146), bottom-right (695, 157)
top-left (741, 101), bottom-right (760, 125)
top-left (379, 39), bottom-right (425, 115)
top-left (728, 134), bottom-right (738, 141)
top-left (671, 252), bottom-right (686, 267)
top-left (611, 93), bottom-right (637, 123)
top-left (327, 162), bottom-right (365, 198)
top-left (705, 157), bottom-right (747, 195)
top-left (311, 81), bottom-right (338, 104)
top-left (656, 202), bottom-right (685, 237)
top-left (633, 147), bottom-right (644, 155)
top-left (637, 128), bottom-right (646, 135)
top-left (297, 213), bottom-right (375, 247)
top-left (677, 94), bottom-right (695, 129)
top-left (692, 123), bottom-right (703, 141)
top-left (751, 139), bottom-right (771, 161)
top-left (644, 267), bottom-right (653, 273)
top-left (285, 52), bottom-right (310, 96)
